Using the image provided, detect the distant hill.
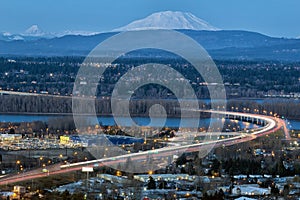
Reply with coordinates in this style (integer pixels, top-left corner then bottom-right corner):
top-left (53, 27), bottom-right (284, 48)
top-left (1, 30), bottom-right (300, 61)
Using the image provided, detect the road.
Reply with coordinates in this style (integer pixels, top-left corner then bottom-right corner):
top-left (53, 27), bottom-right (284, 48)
top-left (0, 90), bottom-right (69, 98)
top-left (0, 110), bottom-right (290, 185)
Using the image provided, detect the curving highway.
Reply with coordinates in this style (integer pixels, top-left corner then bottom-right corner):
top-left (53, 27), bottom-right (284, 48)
top-left (0, 110), bottom-right (290, 185)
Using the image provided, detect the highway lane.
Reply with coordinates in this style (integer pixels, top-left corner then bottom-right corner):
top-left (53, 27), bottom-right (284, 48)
top-left (0, 110), bottom-right (289, 185)
top-left (0, 90), bottom-right (70, 98)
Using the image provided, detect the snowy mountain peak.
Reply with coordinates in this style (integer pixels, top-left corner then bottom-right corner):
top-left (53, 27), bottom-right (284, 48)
top-left (23, 25), bottom-right (45, 36)
top-left (114, 11), bottom-right (220, 32)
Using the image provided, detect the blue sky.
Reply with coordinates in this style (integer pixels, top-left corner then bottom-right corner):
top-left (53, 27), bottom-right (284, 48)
top-left (0, 0), bottom-right (299, 37)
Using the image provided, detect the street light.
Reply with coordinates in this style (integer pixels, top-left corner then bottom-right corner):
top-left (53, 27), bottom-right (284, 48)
top-left (39, 156), bottom-right (43, 167)
top-left (116, 170), bottom-right (122, 176)
top-left (16, 160), bottom-right (21, 173)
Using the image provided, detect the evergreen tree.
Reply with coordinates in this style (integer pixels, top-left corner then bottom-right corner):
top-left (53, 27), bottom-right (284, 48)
top-left (147, 176), bottom-right (156, 190)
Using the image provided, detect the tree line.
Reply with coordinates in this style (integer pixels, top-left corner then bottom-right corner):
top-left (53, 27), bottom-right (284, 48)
top-left (0, 94), bottom-right (300, 120)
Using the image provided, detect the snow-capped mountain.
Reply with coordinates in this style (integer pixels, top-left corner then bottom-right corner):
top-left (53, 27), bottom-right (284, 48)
top-left (0, 11), bottom-right (218, 41)
top-left (114, 11), bottom-right (219, 31)
top-left (23, 25), bottom-right (45, 36)
top-left (0, 32), bottom-right (24, 41)
top-left (0, 25), bottom-right (52, 41)
top-left (22, 25), bottom-right (100, 37)
top-left (0, 25), bottom-right (101, 41)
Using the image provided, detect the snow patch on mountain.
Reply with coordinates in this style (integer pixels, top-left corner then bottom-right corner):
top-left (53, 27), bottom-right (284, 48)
top-left (56, 30), bottom-right (101, 37)
top-left (114, 11), bottom-right (219, 32)
top-left (2, 32), bottom-right (12, 37)
top-left (11, 35), bottom-right (24, 41)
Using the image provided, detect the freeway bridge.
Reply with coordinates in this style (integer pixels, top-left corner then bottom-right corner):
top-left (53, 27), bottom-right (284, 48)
top-left (0, 110), bottom-right (290, 185)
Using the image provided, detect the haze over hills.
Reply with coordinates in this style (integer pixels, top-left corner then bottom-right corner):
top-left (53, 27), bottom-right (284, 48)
top-left (0, 11), bottom-right (300, 61)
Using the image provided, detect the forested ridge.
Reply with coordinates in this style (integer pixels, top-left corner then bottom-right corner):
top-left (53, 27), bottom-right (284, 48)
top-left (0, 94), bottom-right (300, 120)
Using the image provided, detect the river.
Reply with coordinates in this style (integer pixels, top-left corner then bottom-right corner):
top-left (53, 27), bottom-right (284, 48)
top-left (0, 114), bottom-right (299, 129)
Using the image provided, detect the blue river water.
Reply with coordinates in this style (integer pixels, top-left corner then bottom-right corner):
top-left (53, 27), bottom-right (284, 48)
top-left (0, 114), bottom-right (299, 129)
top-left (0, 114), bottom-right (211, 128)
